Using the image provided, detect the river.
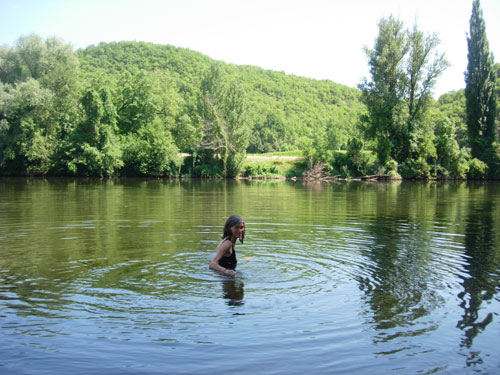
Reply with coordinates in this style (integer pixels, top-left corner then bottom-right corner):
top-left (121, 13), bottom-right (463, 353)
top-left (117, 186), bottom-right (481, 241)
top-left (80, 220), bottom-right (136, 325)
top-left (1, 178), bottom-right (499, 374)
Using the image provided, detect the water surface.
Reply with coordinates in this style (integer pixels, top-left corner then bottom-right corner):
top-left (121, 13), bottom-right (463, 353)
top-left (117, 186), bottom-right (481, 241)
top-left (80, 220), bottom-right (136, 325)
top-left (1, 178), bottom-right (499, 374)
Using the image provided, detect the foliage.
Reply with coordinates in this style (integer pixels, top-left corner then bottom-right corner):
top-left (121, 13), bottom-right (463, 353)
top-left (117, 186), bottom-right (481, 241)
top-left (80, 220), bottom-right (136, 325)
top-left (298, 126), bottom-right (333, 169)
top-left (330, 140), bottom-right (377, 178)
top-left (0, 79), bottom-right (54, 175)
top-left (399, 156), bottom-right (432, 179)
top-left (344, 138), bottom-right (372, 176)
top-left (181, 150), bottom-right (223, 178)
top-left (434, 90), bottom-right (468, 147)
top-left (359, 15), bottom-right (449, 178)
top-left (242, 158), bottom-right (306, 178)
top-left (496, 63), bottom-right (500, 138)
top-left (0, 28), bottom-right (498, 179)
top-left (121, 117), bottom-right (181, 176)
top-left (61, 86), bottom-right (123, 176)
top-left (0, 35), bottom-right (81, 176)
top-left (196, 63), bottom-right (250, 176)
top-left (433, 119), bottom-right (469, 179)
top-left (384, 159), bottom-right (401, 179)
top-left (468, 158), bottom-right (488, 179)
top-left (79, 41), bottom-right (365, 153)
top-left (249, 113), bottom-right (290, 153)
top-left (465, 0), bottom-right (497, 168)
top-left (489, 141), bottom-right (500, 178)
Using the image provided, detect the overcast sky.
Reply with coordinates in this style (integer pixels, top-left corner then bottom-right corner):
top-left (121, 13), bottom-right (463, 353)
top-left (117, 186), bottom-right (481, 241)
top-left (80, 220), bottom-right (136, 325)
top-left (1, 0), bottom-right (499, 97)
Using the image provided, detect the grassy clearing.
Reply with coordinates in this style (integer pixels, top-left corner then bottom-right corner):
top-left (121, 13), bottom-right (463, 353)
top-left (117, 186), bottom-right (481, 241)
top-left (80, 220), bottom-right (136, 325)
top-left (241, 157), bottom-right (307, 178)
top-left (246, 151), bottom-right (303, 159)
top-left (178, 152), bottom-right (306, 178)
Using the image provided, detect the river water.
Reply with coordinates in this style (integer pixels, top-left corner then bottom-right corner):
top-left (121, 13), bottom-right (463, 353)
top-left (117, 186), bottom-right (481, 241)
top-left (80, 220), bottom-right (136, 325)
top-left (1, 178), bottom-right (499, 374)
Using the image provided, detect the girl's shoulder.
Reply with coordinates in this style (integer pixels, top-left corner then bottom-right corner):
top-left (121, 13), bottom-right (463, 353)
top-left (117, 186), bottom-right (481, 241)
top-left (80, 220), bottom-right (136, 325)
top-left (217, 238), bottom-right (232, 249)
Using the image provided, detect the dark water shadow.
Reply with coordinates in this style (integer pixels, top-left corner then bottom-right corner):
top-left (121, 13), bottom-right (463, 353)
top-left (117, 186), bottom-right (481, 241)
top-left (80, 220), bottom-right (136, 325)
top-left (221, 278), bottom-right (245, 307)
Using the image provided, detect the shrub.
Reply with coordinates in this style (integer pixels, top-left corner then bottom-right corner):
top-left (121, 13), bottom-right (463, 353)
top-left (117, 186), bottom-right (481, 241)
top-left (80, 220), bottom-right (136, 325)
top-left (181, 150), bottom-right (223, 177)
top-left (467, 158), bottom-right (488, 179)
top-left (121, 118), bottom-right (180, 176)
top-left (399, 157), bottom-right (431, 179)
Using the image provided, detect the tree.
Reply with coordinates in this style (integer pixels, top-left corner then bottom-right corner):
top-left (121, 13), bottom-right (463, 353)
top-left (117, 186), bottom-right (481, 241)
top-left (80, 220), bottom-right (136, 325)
top-left (0, 34), bottom-right (80, 107)
top-left (406, 25), bottom-right (448, 129)
top-left (197, 63), bottom-right (250, 176)
top-left (79, 40), bottom-right (367, 160)
top-left (359, 16), bottom-right (448, 176)
top-left (465, 0), bottom-right (497, 174)
top-left (0, 79), bottom-right (54, 175)
top-left (359, 16), bottom-right (408, 165)
top-left (110, 70), bottom-right (182, 176)
top-left (0, 35), bottom-right (81, 175)
top-left (121, 117), bottom-right (181, 176)
top-left (115, 70), bottom-right (163, 134)
top-left (0, 34), bottom-right (48, 84)
top-left (249, 113), bottom-right (289, 153)
top-left (434, 117), bottom-right (469, 179)
top-left (62, 87), bottom-right (122, 176)
top-left (495, 63), bottom-right (500, 137)
top-left (435, 90), bottom-right (468, 148)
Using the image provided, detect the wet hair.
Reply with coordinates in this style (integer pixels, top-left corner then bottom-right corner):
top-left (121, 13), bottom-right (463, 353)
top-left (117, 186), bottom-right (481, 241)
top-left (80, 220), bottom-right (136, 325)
top-left (222, 214), bottom-right (245, 243)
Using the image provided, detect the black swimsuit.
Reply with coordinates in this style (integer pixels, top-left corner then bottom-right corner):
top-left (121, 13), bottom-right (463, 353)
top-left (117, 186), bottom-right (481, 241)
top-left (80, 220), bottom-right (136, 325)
top-left (218, 240), bottom-right (237, 270)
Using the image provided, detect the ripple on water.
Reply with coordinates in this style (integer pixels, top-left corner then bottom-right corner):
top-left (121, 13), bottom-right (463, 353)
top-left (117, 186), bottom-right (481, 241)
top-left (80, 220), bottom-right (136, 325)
top-left (0, 217), bottom-right (490, 371)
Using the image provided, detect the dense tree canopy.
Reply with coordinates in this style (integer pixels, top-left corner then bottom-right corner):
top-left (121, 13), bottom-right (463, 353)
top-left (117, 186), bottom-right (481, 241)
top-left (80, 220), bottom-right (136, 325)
top-left (0, 7), bottom-right (498, 180)
top-left (78, 41), bottom-right (365, 154)
top-left (1, 37), bottom-right (365, 177)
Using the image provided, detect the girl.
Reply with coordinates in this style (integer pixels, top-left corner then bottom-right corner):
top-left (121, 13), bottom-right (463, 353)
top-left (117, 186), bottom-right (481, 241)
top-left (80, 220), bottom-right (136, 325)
top-left (209, 215), bottom-right (245, 277)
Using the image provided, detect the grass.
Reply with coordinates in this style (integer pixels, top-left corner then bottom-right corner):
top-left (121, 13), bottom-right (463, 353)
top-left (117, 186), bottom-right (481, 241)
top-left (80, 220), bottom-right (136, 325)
top-left (246, 150), bottom-right (303, 158)
top-left (241, 157), bottom-right (307, 178)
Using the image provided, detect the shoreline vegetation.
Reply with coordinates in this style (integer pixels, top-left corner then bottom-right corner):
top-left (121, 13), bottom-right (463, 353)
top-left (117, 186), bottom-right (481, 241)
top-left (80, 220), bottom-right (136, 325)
top-left (0, 151), bottom-right (417, 181)
top-left (241, 152), bottom-right (400, 181)
top-left (3, 146), bottom-right (498, 182)
top-left (1, 3), bottom-right (498, 181)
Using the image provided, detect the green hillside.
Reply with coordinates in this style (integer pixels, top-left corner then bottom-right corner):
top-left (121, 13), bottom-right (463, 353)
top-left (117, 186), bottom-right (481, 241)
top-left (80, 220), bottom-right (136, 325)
top-left (78, 41), bottom-right (365, 153)
top-left (1, 30), bottom-right (498, 179)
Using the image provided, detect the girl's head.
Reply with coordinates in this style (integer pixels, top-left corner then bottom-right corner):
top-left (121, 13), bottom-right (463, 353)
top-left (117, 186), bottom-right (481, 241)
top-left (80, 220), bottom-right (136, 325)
top-left (222, 215), bottom-right (245, 243)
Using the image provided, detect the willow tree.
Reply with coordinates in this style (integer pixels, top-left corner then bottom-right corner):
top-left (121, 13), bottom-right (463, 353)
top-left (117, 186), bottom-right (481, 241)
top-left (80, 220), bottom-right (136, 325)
top-left (360, 16), bottom-right (448, 177)
top-left (0, 34), bottom-right (80, 175)
top-left (465, 0), bottom-right (497, 168)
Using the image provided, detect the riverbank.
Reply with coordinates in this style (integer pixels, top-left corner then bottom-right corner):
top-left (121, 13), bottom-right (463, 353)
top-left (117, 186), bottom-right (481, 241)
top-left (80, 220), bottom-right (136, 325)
top-left (0, 151), bottom-right (484, 181)
top-left (242, 152), bottom-right (400, 181)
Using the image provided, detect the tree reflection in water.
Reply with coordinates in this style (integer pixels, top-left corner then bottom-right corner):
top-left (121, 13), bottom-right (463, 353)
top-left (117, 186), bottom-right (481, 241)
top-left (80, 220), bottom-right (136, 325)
top-left (357, 216), bottom-right (440, 336)
top-left (459, 198), bottom-right (498, 351)
top-left (355, 183), bottom-right (444, 344)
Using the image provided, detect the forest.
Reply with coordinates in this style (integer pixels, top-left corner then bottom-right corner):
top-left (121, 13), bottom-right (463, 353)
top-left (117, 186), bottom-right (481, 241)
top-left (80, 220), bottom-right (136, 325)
top-left (1, 1), bottom-right (499, 179)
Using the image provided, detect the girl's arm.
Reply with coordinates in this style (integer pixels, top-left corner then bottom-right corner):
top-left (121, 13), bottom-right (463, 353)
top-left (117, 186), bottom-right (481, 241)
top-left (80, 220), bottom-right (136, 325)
top-left (209, 241), bottom-right (236, 276)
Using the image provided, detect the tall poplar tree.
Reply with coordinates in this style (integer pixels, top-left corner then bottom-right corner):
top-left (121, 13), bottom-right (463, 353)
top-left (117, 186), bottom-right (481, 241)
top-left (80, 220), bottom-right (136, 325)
top-left (465, 0), bottom-right (497, 163)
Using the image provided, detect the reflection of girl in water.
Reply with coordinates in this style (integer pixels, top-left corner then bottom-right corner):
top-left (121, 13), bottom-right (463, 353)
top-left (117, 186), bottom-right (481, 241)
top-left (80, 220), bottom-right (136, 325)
top-left (209, 215), bottom-right (245, 277)
top-left (222, 279), bottom-right (244, 306)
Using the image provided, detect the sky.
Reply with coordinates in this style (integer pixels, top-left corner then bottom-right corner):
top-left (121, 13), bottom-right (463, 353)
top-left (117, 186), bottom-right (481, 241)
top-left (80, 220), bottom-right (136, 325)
top-left (1, 0), bottom-right (499, 97)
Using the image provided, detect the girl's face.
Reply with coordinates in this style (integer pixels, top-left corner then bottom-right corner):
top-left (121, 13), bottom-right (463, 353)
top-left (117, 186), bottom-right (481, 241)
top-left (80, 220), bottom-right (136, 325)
top-left (231, 222), bottom-right (245, 240)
